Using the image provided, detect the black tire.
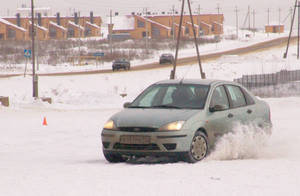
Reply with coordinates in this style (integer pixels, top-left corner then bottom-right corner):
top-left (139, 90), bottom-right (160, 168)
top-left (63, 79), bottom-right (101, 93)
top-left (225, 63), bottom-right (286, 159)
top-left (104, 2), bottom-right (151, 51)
top-left (183, 131), bottom-right (208, 163)
top-left (103, 151), bottom-right (127, 163)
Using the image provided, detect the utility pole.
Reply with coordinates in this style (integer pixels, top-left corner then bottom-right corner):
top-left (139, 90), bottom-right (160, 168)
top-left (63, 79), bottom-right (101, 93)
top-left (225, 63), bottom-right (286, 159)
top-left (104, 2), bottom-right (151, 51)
top-left (198, 4), bottom-right (201, 22)
top-left (278, 8), bottom-right (282, 34)
top-left (187, 0), bottom-right (205, 78)
top-left (216, 3), bottom-right (220, 23)
top-left (198, 4), bottom-right (201, 36)
top-left (170, 0), bottom-right (185, 79)
top-left (252, 9), bottom-right (256, 35)
top-left (279, 8), bottom-right (282, 25)
top-left (172, 5), bottom-right (175, 40)
top-left (78, 11), bottom-right (81, 65)
top-left (31, 0), bottom-right (38, 98)
top-left (248, 6), bottom-right (251, 31)
top-left (170, 0), bottom-right (205, 79)
top-left (109, 9), bottom-right (113, 56)
top-left (284, 0), bottom-right (298, 59)
top-left (36, 17), bottom-right (39, 71)
top-left (145, 7), bottom-right (149, 52)
top-left (291, 6), bottom-right (294, 26)
top-left (297, 1), bottom-right (300, 59)
top-left (267, 8), bottom-right (270, 36)
top-left (267, 8), bottom-right (270, 26)
top-left (235, 6), bottom-right (239, 38)
top-left (216, 3), bottom-right (221, 35)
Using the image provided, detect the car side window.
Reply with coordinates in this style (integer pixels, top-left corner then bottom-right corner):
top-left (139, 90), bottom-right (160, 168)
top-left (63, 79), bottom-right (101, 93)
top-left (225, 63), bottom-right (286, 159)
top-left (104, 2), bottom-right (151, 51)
top-left (226, 85), bottom-right (247, 108)
top-left (241, 88), bottom-right (255, 105)
top-left (210, 86), bottom-right (229, 109)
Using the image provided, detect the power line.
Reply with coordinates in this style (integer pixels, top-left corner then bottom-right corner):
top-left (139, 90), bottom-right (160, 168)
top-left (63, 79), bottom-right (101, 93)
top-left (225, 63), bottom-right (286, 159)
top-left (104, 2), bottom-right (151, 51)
top-left (235, 6), bottom-right (239, 38)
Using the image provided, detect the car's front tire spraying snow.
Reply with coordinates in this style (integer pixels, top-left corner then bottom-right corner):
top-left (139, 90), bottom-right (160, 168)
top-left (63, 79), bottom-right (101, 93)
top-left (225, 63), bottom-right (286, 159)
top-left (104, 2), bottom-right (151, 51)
top-left (183, 131), bottom-right (208, 163)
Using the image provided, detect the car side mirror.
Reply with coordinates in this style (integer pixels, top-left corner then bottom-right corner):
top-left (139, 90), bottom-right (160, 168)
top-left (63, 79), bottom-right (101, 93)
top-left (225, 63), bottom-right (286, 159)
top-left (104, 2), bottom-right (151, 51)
top-left (209, 105), bottom-right (226, 112)
top-left (123, 102), bottom-right (131, 108)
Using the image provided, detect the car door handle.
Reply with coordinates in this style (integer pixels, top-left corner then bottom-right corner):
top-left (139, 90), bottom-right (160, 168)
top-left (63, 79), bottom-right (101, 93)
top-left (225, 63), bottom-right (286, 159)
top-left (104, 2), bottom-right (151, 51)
top-left (247, 109), bottom-right (252, 114)
top-left (228, 113), bottom-right (234, 118)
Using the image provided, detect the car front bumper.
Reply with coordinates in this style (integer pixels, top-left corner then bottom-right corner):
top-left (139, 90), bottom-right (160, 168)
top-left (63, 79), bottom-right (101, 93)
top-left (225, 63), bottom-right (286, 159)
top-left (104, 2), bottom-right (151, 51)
top-left (101, 129), bottom-right (192, 155)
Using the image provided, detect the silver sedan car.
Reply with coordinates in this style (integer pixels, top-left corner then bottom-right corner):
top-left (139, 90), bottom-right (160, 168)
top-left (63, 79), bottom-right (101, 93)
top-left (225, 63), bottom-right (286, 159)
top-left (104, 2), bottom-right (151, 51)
top-left (101, 79), bottom-right (272, 163)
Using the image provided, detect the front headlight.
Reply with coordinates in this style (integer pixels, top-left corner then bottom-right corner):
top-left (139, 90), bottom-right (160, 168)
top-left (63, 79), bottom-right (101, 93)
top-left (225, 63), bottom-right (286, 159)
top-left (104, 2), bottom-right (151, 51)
top-left (158, 121), bottom-right (185, 131)
top-left (103, 120), bottom-right (118, 130)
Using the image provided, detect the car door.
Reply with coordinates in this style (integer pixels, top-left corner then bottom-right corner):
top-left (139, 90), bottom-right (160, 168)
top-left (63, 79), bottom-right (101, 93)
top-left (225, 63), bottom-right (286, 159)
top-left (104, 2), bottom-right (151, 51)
top-left (224, 84), bottom-right (251, 126)
top-left (206, 85), bottom-right (234, 143)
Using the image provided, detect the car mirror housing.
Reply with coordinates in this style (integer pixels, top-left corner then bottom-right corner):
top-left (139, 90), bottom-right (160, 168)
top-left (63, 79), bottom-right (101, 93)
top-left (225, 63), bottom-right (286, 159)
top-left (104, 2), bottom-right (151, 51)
top-left (123, 102), bottom-right (131, 108)
top-left (209, 104), bottom-right (226, 112)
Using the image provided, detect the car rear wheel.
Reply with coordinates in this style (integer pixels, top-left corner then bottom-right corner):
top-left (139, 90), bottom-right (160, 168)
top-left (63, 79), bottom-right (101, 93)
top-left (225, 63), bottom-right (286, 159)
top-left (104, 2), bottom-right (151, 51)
top-left (183, 131), bottom-right (208, 163)
top-left (103, 151), bottom-right (127, 163)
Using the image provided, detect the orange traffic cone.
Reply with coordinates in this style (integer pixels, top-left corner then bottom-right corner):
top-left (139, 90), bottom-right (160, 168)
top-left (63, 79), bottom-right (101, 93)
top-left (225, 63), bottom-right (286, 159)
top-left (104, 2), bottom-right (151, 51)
top-left (43, 117), bottom-right (48, 126)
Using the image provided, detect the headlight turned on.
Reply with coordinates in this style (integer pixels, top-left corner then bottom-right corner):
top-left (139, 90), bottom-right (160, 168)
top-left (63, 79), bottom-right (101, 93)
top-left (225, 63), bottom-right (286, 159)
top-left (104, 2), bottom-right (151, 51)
top-left (158, 121), bottom-right (185, 131)
top-left (103, 120), bottom-right (118, 131)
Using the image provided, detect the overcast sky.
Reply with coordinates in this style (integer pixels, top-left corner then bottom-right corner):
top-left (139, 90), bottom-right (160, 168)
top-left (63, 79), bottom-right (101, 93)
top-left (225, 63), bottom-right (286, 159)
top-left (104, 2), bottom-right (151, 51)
top-left (0, 0), bottom-right (295, 28)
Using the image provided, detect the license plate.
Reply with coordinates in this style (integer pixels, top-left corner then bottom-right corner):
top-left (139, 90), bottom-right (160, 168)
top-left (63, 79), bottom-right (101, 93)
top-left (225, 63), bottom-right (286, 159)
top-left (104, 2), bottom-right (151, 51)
top-left (120, 135), bottom-right (151, 144)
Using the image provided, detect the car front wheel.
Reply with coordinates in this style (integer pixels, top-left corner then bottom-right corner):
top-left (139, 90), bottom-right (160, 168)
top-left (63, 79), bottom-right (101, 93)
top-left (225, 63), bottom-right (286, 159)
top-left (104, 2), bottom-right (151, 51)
top-left (183, 131), bottom-right (208, 163)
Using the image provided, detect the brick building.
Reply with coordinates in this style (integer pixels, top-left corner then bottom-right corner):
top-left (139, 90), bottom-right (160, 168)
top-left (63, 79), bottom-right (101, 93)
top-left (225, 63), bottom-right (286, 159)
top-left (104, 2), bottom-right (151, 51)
top-left (109, 13), bottom-right (224, 39)
top-left (265, 23), bottom-right (284, 34)
top-left (0, 12), bottom-right (102, 41)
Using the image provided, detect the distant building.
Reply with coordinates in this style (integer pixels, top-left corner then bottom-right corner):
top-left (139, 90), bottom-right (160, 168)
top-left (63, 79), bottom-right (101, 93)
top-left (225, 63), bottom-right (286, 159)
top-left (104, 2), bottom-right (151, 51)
top-left (108, 13), bottom-right (224, 39)
top-left (265, 23), bottom-right (284, 33)
top-left (0, 11), bottom-right (102, 41)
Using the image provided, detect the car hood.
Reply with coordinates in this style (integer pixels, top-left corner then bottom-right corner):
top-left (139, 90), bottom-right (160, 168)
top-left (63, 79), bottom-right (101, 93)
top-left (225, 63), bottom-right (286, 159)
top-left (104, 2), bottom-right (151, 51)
top-left (111, 108), bottom-right (200, 128)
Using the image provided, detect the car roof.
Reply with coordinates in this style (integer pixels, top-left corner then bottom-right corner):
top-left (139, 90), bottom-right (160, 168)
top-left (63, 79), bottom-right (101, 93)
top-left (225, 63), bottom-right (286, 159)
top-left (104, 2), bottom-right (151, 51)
top-left (154, 79), bottom-right (237, 86)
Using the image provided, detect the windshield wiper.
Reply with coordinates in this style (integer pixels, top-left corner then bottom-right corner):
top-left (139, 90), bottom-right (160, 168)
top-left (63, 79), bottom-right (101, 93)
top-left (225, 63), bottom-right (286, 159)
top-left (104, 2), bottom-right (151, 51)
top-left (151, 105), bottom-right (182, 109)
top-left (127, 106), bottom-right (150, 108)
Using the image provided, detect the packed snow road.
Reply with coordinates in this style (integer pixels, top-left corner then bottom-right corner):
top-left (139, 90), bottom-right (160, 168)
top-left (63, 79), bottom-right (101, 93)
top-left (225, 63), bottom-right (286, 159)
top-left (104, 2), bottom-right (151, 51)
top-left (0, 98), bottom-right (300, 196)
top-left (1, 43), bottom-right (300, 195)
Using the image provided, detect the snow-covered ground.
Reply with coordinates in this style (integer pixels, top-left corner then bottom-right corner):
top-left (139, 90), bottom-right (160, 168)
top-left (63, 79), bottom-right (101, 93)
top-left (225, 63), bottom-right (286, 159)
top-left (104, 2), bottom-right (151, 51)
top-left (1, 35), bottom-right (300, 196)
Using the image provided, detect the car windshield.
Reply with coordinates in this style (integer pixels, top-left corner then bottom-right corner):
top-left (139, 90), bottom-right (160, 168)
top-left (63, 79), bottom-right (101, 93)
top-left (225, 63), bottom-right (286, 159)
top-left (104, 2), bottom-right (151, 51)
top-left (115, 60), bottom-right (126, 63)
top-left (129, 83), bottom-right (209, 109)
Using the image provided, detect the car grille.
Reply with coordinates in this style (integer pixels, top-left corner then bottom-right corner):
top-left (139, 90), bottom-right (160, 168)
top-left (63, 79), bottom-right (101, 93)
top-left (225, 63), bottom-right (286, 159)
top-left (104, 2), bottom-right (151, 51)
top-left (113, 143), bottom-right (160, 150)
top-left (163, 143), bottom-right (177, 150)
top-left (118, 127), bottom-right (157, 132)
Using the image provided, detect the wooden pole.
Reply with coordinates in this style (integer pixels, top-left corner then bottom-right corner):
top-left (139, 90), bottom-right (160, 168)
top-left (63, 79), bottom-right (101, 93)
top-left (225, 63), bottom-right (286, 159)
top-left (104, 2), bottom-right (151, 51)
top-left (31, 0), bottom-right (38, 98)
top-left (187, 0), bottom-right (205, 78)
top-left (170, 0), bottom-right (185, 79)
top-left (284, 0), bottom-right (297, 59)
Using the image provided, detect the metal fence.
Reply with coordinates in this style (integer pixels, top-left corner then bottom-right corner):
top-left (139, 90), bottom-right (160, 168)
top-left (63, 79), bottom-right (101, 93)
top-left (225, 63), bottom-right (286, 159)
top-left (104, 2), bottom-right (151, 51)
top-left (234, 69), bottom-right (300, 97)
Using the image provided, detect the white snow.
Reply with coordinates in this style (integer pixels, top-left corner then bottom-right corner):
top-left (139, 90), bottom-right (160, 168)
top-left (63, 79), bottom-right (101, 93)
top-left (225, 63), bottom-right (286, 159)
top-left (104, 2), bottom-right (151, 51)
top-left (29, 21), bottom-right (48, 31)
top-left (49, 21), bottom-right (67, 31)
top-left (0, 28), bottom-right (300, 196)
top-left (136, 15), bottom-right (171, 30)
top-left (85, 21), bottom-right (100, 29)
top-left (108, 15), bottom-right (135, 31)
top-left (68, 21), bottom-right (85, 30)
